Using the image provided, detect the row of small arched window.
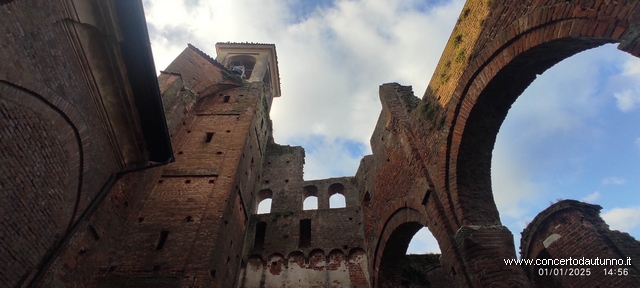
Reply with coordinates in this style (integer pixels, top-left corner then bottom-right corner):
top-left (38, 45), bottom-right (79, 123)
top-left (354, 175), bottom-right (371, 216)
top-left (256, 194), bottom-right (346, 214)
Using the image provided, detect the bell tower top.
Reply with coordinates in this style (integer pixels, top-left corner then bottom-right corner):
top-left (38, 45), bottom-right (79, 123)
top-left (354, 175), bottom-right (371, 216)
top-left (215, 42), bottom-right (281, 98)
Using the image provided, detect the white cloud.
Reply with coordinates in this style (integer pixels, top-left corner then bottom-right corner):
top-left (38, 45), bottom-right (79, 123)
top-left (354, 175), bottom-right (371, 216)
top-left (611, 56), bottom-right (640, 112)
top-left (581, 191), bottom-right (600, 203)
top-left (142, 0), bottom-right (465, 178)
top-left (602, 177), bottom-right (627, 185)
top-left (613, 90), bottom-right (640, 112)
top-left (602, 207), bottom-right (640, 232)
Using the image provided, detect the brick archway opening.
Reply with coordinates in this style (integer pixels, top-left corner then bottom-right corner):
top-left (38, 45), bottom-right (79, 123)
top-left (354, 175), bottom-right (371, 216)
top-left (377, 222), bottom-right (424, 287)
top-left (373, 207), bottom-right (432, 287)
top-left (445, 15), bottom-right (640, 284)
top-left (455, 37), bottom-right (617, 226)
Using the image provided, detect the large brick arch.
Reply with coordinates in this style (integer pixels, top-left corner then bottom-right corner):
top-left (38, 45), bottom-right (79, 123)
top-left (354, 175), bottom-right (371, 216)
top-left (434, 1), bottom-right (640, 286)
top-left (373, 207), bottom-right (428, 287)
top-left (446, 3), bottom-right (640, 227)
top-left (0, 81), bottom-right (85, 286)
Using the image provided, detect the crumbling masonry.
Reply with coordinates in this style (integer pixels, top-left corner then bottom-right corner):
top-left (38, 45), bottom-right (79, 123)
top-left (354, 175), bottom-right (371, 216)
top-left (2, 0), bottom-right (640, 287)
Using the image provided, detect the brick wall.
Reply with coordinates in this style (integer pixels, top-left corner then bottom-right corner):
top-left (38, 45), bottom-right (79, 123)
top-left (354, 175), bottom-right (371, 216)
top-left (521, 200), bottom-right (640, 287)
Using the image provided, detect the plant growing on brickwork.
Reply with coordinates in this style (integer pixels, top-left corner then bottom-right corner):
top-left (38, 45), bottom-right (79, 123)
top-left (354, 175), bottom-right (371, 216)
top-left (462, 8), bottom-right (471, 18)
top-left (419, 101), bottom-right (438, 121)
top-left (455, 49), bottom-right (466, 63)
top-left (453, 34), bottom-right (463, 48)
top-left (439, 72), bottom-right (450, 84)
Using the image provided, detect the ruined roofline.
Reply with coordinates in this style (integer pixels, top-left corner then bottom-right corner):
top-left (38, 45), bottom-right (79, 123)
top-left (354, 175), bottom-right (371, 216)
top-left (186, 43), bottom-right (230, 72)
top-left (520, 200), bottom-right (602, 254)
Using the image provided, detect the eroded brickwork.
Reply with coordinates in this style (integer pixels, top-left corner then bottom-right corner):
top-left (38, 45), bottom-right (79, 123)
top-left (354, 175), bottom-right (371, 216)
top-left (521, 200), bottom-right (640, 287)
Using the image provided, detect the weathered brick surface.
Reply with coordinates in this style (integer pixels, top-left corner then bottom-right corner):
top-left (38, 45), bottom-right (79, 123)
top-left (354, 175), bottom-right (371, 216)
top-left (0, 1), bottom-right (143, 287)
top-left (521, 200), bottom-right (640, 287)
top-left (4, 1), bottom-right (640, 287)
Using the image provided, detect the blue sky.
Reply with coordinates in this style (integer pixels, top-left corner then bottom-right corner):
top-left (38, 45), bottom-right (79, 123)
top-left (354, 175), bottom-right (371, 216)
top-left (142, 0), bottom-right (640, 255)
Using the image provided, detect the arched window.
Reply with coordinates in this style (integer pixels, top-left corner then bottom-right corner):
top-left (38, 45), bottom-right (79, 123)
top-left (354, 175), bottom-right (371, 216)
top-left (303, 185), bottom-right (318, 210)
top-left (256, 189), bottom-right (272, 214)
top-left (257, 199), bottom-right (271, 214)
top-left (227, 55), bottom-right (256, 79)
top-left (303, 196), bottom-right (318, 210)
top-left (328, 183), bottom-right (346, 208)
top-left (329, 194), bottom-right (346, 208)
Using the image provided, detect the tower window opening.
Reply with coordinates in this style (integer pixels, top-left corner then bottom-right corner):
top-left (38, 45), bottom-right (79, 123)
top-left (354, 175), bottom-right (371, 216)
top-left (223, 96), bottom-right (230, 102)
top-left (205, 132), bottom-right (214, 143)
top-left (228, 55), bottom-right (256, 79)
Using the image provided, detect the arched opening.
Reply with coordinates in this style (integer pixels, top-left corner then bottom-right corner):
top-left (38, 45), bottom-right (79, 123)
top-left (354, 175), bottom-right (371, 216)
top-left (256, 189), bottom-right (272, 214)
top-left (406, 227), bottom-right (440, 254)
top-left (303, 185), bottom-right (318, 210)
top-left (329, 194), bottom-right (345, 208)
top-left (328, 183), bottom-right (346, 208)
top-left (227, 55), bottom-right (256, 79)
top-left (489, 44), bottom-right (640, 248)
top-left (257, 199), bottom-right (271, 214)
top-left (303, 196), bottom-right (318, 210)
top-left (375, 208), bottom-right (448, 287)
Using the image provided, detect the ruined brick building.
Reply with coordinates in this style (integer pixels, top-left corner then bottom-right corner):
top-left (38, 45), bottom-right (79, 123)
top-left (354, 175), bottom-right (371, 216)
top-left (2, 0), bottom-right (640, 287)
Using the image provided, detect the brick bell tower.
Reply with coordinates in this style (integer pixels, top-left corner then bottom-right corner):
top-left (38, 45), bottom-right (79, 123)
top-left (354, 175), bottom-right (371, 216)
top-left (87, 43), bottom-right (280, 287)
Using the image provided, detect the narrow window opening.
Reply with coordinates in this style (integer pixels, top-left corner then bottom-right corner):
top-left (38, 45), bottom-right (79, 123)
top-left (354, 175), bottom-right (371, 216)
top-left (123, 201), bottom-right (129, 208)
top-left (299, 219), bottom-right (311, 247)
top-left (254, 222), bottom-right (267, 250)
top-left (223, 96), bottom-right (230, 102)
top-left (138, 217), bottom-right (144, 222)
top-left (210, 269), bottom-right (216, 278)
top-left (185, 215), bottom-right (193, 222)
top-left (209, 179), bottom-right (215, 184)
top-left (257, 198), bottom-right (272, 214)
top-left (205, 132), bottom-right (214, 143)
top-left (178, 151), bottom-right (183, 155)
top-left (303, 196), bottom-right (318, 210)
top-left (156, 230), bottom-right (169, 250)
top-left (329, 194), bottom-right (346, 208)
top-left (185, 180), bottom-right (191, 184)
top-left (226, 130), bottom-right (231, 133)
top-left (364, 192), bottom-right (371, 202)
top-left (153, 265), bottom-right (160, 271)
top-left (158, 179), bottom-right (163, 184)
top-left (284, 179), bottom-right (289, 183)
top-left (217, 151), bottom-right (223, 155)
top-left (88, 225), bottom-right (100, 241)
